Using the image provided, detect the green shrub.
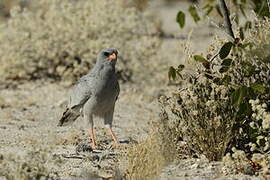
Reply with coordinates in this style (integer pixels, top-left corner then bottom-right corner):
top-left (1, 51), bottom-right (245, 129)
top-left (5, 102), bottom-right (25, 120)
top-left (248, 99), bottom-right (270, 153)
top-left (162, 79), bottom-right (235, 161)
top-left (0, 0), bottom-right (160, 83)
top-left (221, 99), bottom-right (269, 176)
top-left (162, 18), bottom-right (270, 161)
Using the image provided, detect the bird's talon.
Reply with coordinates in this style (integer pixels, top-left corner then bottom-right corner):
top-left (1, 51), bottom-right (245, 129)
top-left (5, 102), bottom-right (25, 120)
top-left (91, 143), bottom-right (97, 150)
top-left (109, 143), bottom-right (120, 149)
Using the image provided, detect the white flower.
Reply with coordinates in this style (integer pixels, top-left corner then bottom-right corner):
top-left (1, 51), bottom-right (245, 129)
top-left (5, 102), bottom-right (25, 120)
top-left (250, 143), bottom-right (257, 151)
top-left (262, 115), bottom-right (270, 129)
top-left (192, 110), bottom-right (198, 116)
top-left (249, 122), bottom-right (255, 128)
top-left (263, 141), bottom-right (269, 151)
top-left (206, 100), bottom-right (214, 107)
top-left (255, 99), bottom-right (260, 104)
top-left (191, 96), bottom-right (198, 102)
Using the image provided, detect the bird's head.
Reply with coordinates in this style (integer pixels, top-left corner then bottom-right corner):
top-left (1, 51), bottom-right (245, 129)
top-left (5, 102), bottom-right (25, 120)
top-left (97, 48), bottom-right (118, 66)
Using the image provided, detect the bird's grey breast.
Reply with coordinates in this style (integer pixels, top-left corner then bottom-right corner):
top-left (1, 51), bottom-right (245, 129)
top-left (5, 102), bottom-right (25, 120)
top-left (69, 63), bottom-right (119, 115)
top-left (91, 65), bottom-right (119, 105)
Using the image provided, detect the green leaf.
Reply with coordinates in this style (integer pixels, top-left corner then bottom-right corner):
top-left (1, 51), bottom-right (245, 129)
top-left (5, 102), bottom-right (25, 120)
top-left (219, 59), bottom-right (232, 73)
top-left (241, 0), bottom-right (247, 4)
top-left (240, 4), bottom-right (247, 18)
top-left (193, 55), bottom-right (210, 69)
top-left (204, 6), bottom-right (213, 16)
top-left (244, 21), bottom-right (252, 30)
top-left (238, 102), bottom-right (252, 117)
top-left (193, 55), bottom-right (207, 62)
top-left (168, 66), bottom-right (176, 80)
top-left (202, 4), bottom-right (210, 9)
top-left (202, 62), bottom-right (210, 69)
top-left (177, 64), bottom-right (185, 71)
top-left (235, 15), bottom-right (239, 25)
top-left (250, 83), bottom-right (265, 94)
top-left (221, 58), bottom-right (233, 66)
top-left (231, 86), bottom-right (249, 106)
top-left (240, 27), bottom-right (245, 40)
top-left (213, 77), bottom-right (222, 85)
top-left (189, 5), bottom-right (200, 23)
top-left (215, 5), bottom-right (223, 17)
top-left (222, 75), bottom-right (231, 84)
top-left (176, 11), bottom-right (185, 29)
top-left (231, 87), bottom-right (241, 105)
top-left (219, 66), bottom-right (229, 73)
top-left (243, 63), bottom-right (256, 77)
top-left (239, 42), bottom-right (253, 49)
top-left (219, 42), bottom-right (234, 59)
top-left (230, 85), bottom-right (239, 90)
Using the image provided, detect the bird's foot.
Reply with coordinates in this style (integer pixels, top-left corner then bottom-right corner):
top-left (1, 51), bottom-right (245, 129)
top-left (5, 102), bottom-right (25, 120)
top-left (91, 143), bottom-right (97, 150)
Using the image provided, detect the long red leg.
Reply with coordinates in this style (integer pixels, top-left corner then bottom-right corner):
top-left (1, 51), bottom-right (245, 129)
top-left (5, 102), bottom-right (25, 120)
top-left (108, 128), bottom-right (118, 146)
top-left (89, 128), bottom-right (97, 149)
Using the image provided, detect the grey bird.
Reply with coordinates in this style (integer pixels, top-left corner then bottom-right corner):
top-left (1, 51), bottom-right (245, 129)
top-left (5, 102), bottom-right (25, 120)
top-left (58, 48), bottom-right (120, 149)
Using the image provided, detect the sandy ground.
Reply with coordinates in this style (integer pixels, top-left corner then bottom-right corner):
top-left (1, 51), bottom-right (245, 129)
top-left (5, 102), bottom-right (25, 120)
top-left (0, 1), bottom-right (265, 180)
top-left (0, 81), bottom-right (158, 179)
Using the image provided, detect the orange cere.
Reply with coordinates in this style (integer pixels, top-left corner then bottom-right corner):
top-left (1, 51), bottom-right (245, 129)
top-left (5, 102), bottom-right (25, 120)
top-left (108, 53), bottom-right (117, 60)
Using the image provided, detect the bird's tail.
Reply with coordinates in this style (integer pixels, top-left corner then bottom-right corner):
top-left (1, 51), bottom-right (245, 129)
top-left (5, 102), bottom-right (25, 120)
top-left (58, 105), bottom-right (81, 126)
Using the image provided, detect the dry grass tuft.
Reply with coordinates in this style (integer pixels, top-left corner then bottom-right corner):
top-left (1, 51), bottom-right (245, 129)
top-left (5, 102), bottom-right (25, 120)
top-left (125, 109), bottom-right (177, 180)
top-left (125, 133), bottom-right (165, 180)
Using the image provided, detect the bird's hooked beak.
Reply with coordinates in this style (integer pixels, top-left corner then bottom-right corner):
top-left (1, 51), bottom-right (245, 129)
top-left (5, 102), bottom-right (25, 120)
top-left (108, 53), bottom-right (117, 61)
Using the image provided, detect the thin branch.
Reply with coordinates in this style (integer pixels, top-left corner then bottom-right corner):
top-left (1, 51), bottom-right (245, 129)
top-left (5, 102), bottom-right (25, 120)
top-left (209, 53), bottom-right (219, 62)
top-left (61, 153), bottom-right (86, 159)
top-left (267, 0), bottom-right (270, 13)
top-left (217, 0), bottom-right (235, 40)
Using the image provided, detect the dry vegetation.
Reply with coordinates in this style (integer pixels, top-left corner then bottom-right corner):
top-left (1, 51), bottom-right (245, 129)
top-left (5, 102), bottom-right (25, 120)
top-left (125, 109), bottom-right (177, 180)
top-left (0, 0), bottom-right (160, 83)
top-left (162, 81), bottom-right (235, 161)
top-left (122, 15), bottom-right (270, 180)
top-left (0, 145), bottom-right (61, 179)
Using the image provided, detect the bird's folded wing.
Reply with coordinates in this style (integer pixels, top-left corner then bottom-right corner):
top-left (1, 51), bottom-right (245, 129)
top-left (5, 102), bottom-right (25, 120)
top-left (115, 81), bottom-right (120, 101)
top-left (69, 77), bottom-right (93, 108)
